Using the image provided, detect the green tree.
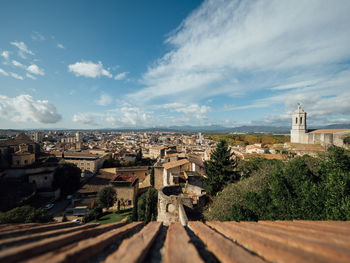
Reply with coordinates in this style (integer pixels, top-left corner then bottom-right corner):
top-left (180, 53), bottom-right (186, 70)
top-left (204, 140), bottom-right (236, 196)
top-left (117, 200), bottom-right (121, 212)
top-left (97, 185), bottom-right (117, 210)
top-left (150, 167), bottom-right (155, 187)
top-left (131, 195), bottom-right (138, 221)
top-left (62, 212), bottom-right (67, 222)
top-left (136, 148), bottom-right (142, 163)
top-left (134, 188), bottom-right (158, 223)
top-left (53, 163), bottom-right (81, 195)
top-left (145, 188), bottom-right (158, 223)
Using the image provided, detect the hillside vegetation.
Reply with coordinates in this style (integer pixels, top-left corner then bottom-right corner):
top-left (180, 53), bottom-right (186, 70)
top-left (204, 146), bottom-right (350, 221)
top-left (207, 133), bottom-right (290, 147)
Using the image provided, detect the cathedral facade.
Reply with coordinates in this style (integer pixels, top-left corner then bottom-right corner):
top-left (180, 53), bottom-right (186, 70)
top-left (290, 106), bottom-right (350, 149)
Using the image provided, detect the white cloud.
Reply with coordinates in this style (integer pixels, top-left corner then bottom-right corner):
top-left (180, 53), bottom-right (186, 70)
top-left (31, 31), bottom-right (45, 41)
top-left (26, 73), bottom-right (36, 80)
top-left (106, 106), bottom-right (151, 127)
top-left (27, 64), bottom-right (45, 75)
top-left (96, 93), bottom-right (113, 106)
top-left (72, 112), bottom-right (96, 125)
top-left (244, 68), bottom-right (350, 125)
top-left (9, 72), bottom-right (24, 80)
top-left (12, 60), bottom-right (25, 68)
top-left (114, 72), bottom-right (128, 80)
top-left (68, 61), bottom-right (112, 78)
top-left (0, 68), bottom-right (9, 76)
top-left (128, 0), bottom-right (350, 105)
top-left (1, 51), bottom-right (10, 60)
top-left (0, 94), bottom-right (61, 123)
top-left (271, 79), bottom-right (323, 91)
top-left (57, 43), bottom-right (64, 49)
top-left (159, 102), bottom-right (210, 119)
top-left (10, 41), bottom-right (34, 59)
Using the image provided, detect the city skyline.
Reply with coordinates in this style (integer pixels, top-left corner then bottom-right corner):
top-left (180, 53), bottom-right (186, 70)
top-left (1, 0), bottom-right (350, 129)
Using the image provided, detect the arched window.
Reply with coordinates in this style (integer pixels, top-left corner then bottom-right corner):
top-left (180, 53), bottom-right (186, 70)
top-left (296, 117), bottom-right (298, 124)
top-left (300, 117), bottom-right (303, 124)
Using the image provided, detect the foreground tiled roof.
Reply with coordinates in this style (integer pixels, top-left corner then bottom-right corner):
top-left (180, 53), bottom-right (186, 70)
top-left (0, 220), bottom-right (349, 262)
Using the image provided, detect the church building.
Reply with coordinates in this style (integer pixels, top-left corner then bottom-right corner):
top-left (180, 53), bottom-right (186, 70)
top-left (290, 105), bottom-right (350, 149)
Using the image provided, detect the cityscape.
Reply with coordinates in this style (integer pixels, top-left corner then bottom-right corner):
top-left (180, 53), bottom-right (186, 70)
top-left (1, 1), bottom-right (350, 263)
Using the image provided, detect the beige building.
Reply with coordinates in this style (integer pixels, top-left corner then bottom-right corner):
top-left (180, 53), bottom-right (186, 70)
top-left (149, 145), bottom-right (166, 159)
top-left (111, 174), bottom-right (138, 207)
top-left (0, 133), bottom-right (38, 169)
top-left (154, 159), bottom-right (192, 189)
top-left (291, 105), bottom-right (350, 149)
top-left (54, 151), bottom-right (111, 176)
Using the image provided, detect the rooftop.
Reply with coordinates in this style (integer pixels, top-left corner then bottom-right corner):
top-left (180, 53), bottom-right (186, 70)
top-left (162, 159), bottom-right (190, 170)
top-left (309, 129), bottom-right (350, 134)
top-left (111, 174), bottom-right (138, 184)
top-left (0, 220), bottom-right (349, 262)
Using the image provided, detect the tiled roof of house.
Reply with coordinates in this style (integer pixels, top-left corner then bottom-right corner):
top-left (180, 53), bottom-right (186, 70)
top-left (77, 172), bottom-right (115, 194)
top-left (287, 143), bottom-right (326, 151)
top-left (111, 174), bottom-right (138, 184)
top-left (0, 220), bottom-right (349, 262)
top-left (162, 159), bottom-right (190, 170)
top-left (0, 133), bottom-right (34, 147)
top-left (309, 129), bottom-right (350, 134)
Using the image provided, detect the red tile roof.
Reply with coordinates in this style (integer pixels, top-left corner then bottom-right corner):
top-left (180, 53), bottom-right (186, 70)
top-left (309, 129), bottom-right (350, 134)
top-left (111, 174), bottom-right (138, 184)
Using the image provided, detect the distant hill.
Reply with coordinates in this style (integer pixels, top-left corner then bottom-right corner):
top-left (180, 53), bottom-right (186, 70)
top-left (1, 123), bottom-right (349, 134)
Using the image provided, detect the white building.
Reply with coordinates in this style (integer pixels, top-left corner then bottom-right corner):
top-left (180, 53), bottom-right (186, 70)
top-left (290, 105), bottom-right (350, 148)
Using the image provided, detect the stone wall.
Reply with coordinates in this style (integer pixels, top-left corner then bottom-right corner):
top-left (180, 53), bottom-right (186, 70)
top-left (157, 185), bottom-right (193, 226)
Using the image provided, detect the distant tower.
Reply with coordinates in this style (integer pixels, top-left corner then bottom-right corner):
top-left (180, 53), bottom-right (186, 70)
top-left (33, 132), bottom-right (43, 143)
top-left (76, 132), bottom-right (83, 143)
top-left (291, 104), bottom-right (307, 143)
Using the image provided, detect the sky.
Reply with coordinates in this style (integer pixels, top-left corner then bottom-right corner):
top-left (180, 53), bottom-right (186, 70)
top-left (1, 0), bottom-right (350, 129)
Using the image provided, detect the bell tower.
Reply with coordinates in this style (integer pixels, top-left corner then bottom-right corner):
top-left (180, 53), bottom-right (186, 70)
top-left (291, 104), bottom-right (307, 143)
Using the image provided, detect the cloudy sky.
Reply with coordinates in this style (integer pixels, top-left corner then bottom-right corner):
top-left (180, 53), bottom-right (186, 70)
top-left (1, 0), bottom-right (350, 129)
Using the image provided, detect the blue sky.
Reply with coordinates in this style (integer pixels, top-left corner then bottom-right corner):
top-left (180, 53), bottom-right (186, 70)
top-left (1, 0), bottom-right (350, 129)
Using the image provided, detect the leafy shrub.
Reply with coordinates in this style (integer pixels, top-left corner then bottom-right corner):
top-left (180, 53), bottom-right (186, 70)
top-left (83, 206), bottom-right (103, 223)
top-left (207, 146), bottom-right (350, 221)
top-left (0, 206), bottom-right (53, 223)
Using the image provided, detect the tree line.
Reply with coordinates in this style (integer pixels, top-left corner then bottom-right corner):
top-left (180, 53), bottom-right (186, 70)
top-left (204, 140), bottom-right (350, 221)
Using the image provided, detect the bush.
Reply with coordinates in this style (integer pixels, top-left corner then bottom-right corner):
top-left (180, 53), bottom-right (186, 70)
top-left (83, 206), bottom-right (103, 223)
top-left (204, 157), bottom-right (282, 221)
top-left (208, 147), bottom-right (350, 221)
top-left (0, 206), bottom-right (53, 223)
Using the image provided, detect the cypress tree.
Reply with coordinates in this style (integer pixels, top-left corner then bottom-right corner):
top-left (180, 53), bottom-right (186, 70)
top-left (150, 167), bottom-right (155, 187)
top-left (204, 140), bottom-right (236, 196)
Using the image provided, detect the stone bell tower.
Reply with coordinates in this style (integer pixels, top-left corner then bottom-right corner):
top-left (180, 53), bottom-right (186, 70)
top-left (291, 104), bottom-right (307, 143)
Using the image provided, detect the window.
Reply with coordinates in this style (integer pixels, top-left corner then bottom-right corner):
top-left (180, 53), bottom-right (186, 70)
top-left (295, 117), bottom-right (298, 124)
top-left (128, 200), bottom-right (132, 205)
top-left (300, 117), bottom-right (303, 124)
